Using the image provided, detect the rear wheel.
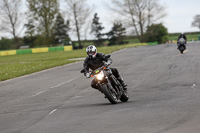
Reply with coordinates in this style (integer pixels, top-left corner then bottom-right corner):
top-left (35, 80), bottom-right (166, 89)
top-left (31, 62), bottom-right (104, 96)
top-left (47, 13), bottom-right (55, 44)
top-left (101, 84), bottom-right (118, 104)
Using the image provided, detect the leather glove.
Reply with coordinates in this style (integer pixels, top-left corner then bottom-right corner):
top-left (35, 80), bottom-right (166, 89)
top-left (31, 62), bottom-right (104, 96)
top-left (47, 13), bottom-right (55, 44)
top-left (105, 59), bottom-right (112, 66)
top-left (86, 73), bottom-right (90, 78)
top-left (105, 62), bottom-right (110, 66)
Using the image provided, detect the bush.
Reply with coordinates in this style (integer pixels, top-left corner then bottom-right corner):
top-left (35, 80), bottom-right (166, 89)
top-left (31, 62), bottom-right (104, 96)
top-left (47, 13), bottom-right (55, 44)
top-left (0, 38), bottom-right (24, 50)
top-left (33, 35), bottom-right (56, 47)
top-left (145, 23), bottom-right (168, 44)
top-left (0, 38), bottom-right (13, 50)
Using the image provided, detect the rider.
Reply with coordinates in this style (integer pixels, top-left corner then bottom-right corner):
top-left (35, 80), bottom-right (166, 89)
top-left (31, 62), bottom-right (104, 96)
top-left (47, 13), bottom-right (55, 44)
top-left (82, 45), bottom-right (127, 91)
top-left (177, 32), bottom-right (187, 49)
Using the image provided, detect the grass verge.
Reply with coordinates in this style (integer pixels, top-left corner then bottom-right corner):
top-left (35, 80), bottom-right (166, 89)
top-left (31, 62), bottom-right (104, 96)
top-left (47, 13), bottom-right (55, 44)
top-left (0, 44), bottom-right (139, 81)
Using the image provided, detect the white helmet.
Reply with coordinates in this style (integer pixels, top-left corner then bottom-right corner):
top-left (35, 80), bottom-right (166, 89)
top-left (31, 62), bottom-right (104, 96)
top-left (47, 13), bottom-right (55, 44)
top-left (86, 45), bottom-right (97, 58)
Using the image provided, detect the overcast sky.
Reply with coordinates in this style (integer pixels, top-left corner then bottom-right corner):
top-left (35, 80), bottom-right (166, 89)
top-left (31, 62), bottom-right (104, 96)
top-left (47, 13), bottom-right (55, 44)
top-left (160, 0), bottom-right (200, 33)
top-left (1, 0), bottom-right (199, 39)
top-left (87, 0), bottom-right (200, 33)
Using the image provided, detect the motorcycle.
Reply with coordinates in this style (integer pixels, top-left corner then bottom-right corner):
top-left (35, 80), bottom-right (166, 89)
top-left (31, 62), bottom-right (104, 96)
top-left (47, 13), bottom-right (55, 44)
top-left (178, 38), bottom-right (186, 54)
top-left (81, 58), bottom-right (129, 104)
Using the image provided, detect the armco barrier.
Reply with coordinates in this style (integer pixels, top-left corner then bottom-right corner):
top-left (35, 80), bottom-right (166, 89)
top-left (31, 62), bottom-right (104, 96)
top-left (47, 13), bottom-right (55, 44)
top-left (0, 45), bottom-right (73, 56)
top-left (0, 50), bottom-right (17, 56)
top-left (64, 46), bottom-right (73, 51)
top-left (17, 49), bottom-right (32, 54)
top-left (32, 47), bottom-right (49, 53)
top-left (49, 46), bottom-right (64, 52)
top-left (0, 43), bottom-right (160, 57)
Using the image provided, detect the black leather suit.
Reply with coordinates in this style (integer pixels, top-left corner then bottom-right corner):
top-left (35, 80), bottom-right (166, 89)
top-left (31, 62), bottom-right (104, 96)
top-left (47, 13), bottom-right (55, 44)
top-left (177, 34), bottom-right (187, 42)
top-left (177, 34), bottom-right (187, 47)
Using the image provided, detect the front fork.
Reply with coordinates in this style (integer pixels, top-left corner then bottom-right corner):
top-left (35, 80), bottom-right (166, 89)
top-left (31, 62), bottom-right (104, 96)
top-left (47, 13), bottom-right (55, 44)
top-left (109, 75), bottom-right (124, 97)
top-left (107, 75), bottom-right (123, 99)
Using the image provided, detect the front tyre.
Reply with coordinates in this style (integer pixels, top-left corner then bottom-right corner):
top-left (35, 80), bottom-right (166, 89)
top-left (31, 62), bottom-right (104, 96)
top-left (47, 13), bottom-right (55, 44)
top-left (180, 50), bottom-right (183, 54)
top-left (179, 45), bottom-right (185, 54)
top-left (120, 90), bottom-right (129, 102)
top-left (101, 84), bottom-right (118, 104)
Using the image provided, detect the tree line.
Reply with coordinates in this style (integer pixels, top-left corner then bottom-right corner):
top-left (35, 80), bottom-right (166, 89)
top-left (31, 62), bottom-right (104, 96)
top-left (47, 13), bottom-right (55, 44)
top-left (1, 0), bottom-right (198, 50)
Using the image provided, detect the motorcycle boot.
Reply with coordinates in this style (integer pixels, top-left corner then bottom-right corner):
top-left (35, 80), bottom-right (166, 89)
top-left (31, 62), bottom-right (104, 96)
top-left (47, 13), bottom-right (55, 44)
top-left (177, 43), bottom-right (179, 49)
top-left (110, 68), bottom-right (127, 91)
top-left (117, 77), bottom-right (127, 91)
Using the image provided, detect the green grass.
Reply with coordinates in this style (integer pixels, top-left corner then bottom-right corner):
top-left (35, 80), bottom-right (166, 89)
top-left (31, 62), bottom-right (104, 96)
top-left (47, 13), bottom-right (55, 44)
top-left (0, 44), bottom-right (138, 81)
top-left (124, 38), bottom-right (140, 44)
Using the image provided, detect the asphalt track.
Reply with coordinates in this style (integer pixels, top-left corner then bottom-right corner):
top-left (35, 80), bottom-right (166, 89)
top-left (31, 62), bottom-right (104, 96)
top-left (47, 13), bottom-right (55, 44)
top-left (1, 42), bottom-right (200, 133)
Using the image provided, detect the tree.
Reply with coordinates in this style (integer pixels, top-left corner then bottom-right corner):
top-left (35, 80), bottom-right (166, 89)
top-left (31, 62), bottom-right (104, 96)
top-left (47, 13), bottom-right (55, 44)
top-left (0, 0), bottom-right (23, 48)
top-left (26, 0), bottom-right (59, 39)
top-left (83, 20), bottom-right (92, 41)
top-left (23, 20), bottom-right (36, 48)
top-left (145, 23), bottom-right (168, 44)
top-left (0, 38), bottom-right (13, 50)
top-left (91, 13), bottom-right (105, 46)
top-left (64, 0), bottom-right (92, 48)
top-left (107, 23), bottom-right (126, 45)
top-left (53, 13), bottom-right (71, 45)
top-left (191, 15), bottom-right (200, 30)
top-left (109, 0), bottom-right (166, 42)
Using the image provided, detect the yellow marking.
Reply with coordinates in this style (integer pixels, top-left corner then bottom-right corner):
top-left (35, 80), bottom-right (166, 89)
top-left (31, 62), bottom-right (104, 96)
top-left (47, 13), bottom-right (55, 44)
top-left (32, 48), bottom-right (49, 53)
top-left (0, 50), bottom-right (17, 56)
top-left (64, 46), bottom-right (73, 51)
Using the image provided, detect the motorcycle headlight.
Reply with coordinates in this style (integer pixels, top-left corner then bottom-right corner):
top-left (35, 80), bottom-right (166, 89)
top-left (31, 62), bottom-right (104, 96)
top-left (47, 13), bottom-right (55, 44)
top-left (96, 71), bottom-right (104, 81)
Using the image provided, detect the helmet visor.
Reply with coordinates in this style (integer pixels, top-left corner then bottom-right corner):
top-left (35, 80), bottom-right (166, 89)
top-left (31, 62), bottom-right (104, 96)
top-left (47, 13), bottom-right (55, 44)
top-left (87, 51), bottom-right (96, 56)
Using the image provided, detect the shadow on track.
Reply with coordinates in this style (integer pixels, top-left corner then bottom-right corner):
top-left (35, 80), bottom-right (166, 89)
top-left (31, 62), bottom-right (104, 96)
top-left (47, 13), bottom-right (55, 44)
top-left (61, 100), bottom-right (133, 109)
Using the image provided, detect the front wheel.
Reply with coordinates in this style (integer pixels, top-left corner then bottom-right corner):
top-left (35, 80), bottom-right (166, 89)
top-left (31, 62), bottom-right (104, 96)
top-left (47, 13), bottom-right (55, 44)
top-left (101, 84), bottom-right (118, 104)
top-left (120, 90), bottom-right (129, 102)
top-left (179, 46), bottom-right (185, 54)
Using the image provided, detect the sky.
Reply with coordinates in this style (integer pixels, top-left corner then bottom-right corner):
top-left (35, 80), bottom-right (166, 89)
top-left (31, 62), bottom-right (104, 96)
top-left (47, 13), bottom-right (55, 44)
top-left (0, 0), bottom-right (200, 39)
top-left (87, 0), bottom-right (200, 34)
top-left (159, 0), bottom-right (200, 33)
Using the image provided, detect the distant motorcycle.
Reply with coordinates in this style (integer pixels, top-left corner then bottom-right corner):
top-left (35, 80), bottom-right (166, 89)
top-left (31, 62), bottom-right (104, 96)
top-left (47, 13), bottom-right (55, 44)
top-left (177, 38), bottom-right (186, 54)
top-left (81, 59), bottom-right (129, 104)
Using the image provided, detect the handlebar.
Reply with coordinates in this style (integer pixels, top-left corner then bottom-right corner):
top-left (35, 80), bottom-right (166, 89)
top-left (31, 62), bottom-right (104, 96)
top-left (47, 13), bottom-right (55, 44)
top-left (80, 65), bottom-right (109, 78)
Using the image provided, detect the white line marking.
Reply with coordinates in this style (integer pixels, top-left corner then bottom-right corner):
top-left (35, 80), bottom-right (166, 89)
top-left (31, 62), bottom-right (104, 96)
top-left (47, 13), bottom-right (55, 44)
top-left (51, 78), bottom-right (77, 89)
top-left (191, 84), bottom-right (196, 90)
top-left (32, 78), bottom-right (77, 97)
top-left (48, 109), bottom-right (57, 115)
top-left (32, 90), bottom-right (48, 97)
top-left (73, 96), bottom-right (82, 99)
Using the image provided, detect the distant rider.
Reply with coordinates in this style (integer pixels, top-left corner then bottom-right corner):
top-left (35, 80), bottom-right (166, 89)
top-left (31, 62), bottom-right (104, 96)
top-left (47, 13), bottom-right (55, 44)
top-left (177, 33), bottom-right (187, 49)
top-left (82, 45), bottom-right (127, 91)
